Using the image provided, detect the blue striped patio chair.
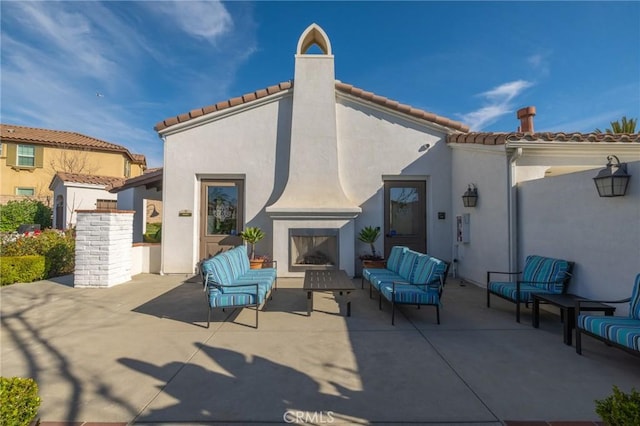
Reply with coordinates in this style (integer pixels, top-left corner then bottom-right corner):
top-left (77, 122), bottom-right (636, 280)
top-left (487, 255), bottom-right (574, 322)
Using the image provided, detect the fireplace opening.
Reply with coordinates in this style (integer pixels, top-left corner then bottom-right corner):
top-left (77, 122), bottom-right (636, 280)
top-left (289, 228), bottom-right (339, 272)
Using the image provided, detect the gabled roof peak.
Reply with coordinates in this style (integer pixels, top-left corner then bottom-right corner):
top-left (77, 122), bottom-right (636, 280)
top-left (154, 80), bottom-right (469, 133)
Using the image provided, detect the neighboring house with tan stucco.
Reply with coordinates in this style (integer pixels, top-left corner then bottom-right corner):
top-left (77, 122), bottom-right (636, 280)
top-left (0, 124), bottom-right (147, 208)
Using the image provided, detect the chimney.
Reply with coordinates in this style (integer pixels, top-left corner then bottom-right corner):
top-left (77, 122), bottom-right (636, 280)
top-left (517, 106), bottom-right (536, 133)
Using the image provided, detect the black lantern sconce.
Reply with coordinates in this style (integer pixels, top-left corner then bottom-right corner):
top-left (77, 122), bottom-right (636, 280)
top-left (462, 184), bottom-right (478, 207)
top-left (593, 155), bottom-right (631, 197)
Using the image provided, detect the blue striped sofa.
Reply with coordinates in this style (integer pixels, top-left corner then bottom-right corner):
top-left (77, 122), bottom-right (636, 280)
top-left (487, 255), bottom-right (574, 322)
top-left (200, 245), bottom-right (277, 328)
top-left (362, 246), bottom-right (450, 325)
top-left (576, 274), bottom-right (640, 357)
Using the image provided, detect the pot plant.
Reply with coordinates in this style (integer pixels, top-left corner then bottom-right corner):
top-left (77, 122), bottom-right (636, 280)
top-left (240, 226), bottom-right (267, 269)
top-left (358, 226), bottom-right (385, 268)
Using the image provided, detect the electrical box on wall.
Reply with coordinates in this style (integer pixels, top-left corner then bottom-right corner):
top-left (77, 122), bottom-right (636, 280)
top-left (456, 213), bottom-right (470, 243)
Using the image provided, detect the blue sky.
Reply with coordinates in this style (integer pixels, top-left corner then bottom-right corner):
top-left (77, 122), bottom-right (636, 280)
top-left (2, 1), bottom-right (638, 168)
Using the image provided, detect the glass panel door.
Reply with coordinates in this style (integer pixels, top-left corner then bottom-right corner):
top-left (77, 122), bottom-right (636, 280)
top-left (200, 180), bottom-right (244, 259)
top-left (384, 180), bottom-right (426, 258)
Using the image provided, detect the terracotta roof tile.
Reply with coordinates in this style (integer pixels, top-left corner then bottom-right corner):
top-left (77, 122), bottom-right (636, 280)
top-left (155, 80), bottom-right (470, 133)
top-left (447, 132), bottom-right (640, 145)
top-left (109, 168), bottom-right (163, 193)
top-left (0, 124), bottom-right (146, 164)
top-left (50, 172), bottom-right (125, 190)
top-left (190, 109), bottom-right (204, 119)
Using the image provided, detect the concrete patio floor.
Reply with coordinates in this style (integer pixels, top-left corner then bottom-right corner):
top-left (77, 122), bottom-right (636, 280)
top-left (1, 273), bottom-right (638, 425)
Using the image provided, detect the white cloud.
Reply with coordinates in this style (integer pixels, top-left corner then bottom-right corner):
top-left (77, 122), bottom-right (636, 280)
top-left (526, 51), bottom-right (552, 77)
top-left (1, 1), bottom-right (256, 168)
top-left (460, 80), bottom-right (534, 131)
top-left (149, 0), bottom-right (233, 45)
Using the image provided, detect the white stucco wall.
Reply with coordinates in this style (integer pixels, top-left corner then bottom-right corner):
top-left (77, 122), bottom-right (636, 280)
top-left (117, 187), bottom-right (162, 243)
top-left (160, 90), bottom-right (459, 275)
top-left (337, 97), bottom-right (454, 264)
top-left (160, 95), bottom-right (293, 274)
top-left (449, 144), bottom-right (511, 285)
top-left (518, 160), bottom-right (640, 315)
top-left (131, 243), bottom-right (161, 275)
top-left (54, 184), bottom-right (117, 228)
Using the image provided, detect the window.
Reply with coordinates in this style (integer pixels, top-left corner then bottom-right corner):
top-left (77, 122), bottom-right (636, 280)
top-left (16, 187), bottom-right (35, 196)
top-left (124, 159), bottom-right (131, 178)
top-left (17, 144), bottom-right (35, 167)
top-left (96, 199), bottom-right (117, 209)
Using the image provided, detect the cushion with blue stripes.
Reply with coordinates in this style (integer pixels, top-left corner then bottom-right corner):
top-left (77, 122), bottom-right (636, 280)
top-left (379, 282), bottom-right (441, 306)
top-left (364, 268), bottom-right (397, 283)
top-left (397, 250), bottom-right (419, 281)
top-left (521, 255), bottom-right (570, 292)
top-left (487, 281), bottom-right (555, 302)
top-left (386, 246), bottom-right (407, 273)
top-left (412, 255), bottom-right (446, 286)
top-left (209, 292), bottom-right (258, 308)
top-left (578, 315), bottom-right (640, 351)
top-left (370, 273), bottom-right (405, 291)
top-left (222, 246), bottom-right (250, 280)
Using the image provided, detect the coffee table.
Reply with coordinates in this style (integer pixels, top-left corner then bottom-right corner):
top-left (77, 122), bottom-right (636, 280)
top-left (303, 269), bottom-right (356, 317)
top-left (532, 293), bottom-right (615, 346)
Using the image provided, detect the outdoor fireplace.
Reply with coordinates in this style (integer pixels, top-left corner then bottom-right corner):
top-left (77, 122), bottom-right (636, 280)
top-left (289, 228), bottom-right (338, 272)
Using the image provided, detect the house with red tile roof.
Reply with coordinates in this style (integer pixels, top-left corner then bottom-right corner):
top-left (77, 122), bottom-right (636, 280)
top-left (143, 24), bottom-right (639, 302)
top-left (48, 172), bottom-right (124, 229)
top-left (0, 124), bottom-right (147, 225)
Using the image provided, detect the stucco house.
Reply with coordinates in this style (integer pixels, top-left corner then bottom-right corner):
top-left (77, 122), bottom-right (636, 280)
top-left (135, 24), bottom-right (638, 306)
top-left (0, 123), bottom-right (147, 224)
top-left (49, 172), bottom-right (124, 229)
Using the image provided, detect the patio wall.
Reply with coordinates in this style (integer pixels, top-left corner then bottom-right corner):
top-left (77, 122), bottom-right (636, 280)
top-left (518, 160), bottom-right (640, 315)
top-left (131, 243), bottom-right (161, 275)
top-left (450, 143), bottom-right (512, 282)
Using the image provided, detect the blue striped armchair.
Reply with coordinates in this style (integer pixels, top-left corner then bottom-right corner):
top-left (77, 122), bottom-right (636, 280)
top-left (487, 255), bottom-right (574, 322)
top-left (576, 274), bottom-right (640, 357)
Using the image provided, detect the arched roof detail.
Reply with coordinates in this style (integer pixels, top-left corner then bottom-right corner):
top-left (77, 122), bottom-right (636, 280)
top-left (296, 23), bottom-right (332, 55)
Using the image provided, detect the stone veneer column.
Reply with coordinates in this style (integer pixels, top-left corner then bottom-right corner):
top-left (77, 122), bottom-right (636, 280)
top-left (74, 209), bottom-right (134, 288)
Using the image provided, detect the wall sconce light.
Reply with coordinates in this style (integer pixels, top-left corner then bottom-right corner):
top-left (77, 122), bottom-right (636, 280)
top-left (147, 204), bottom-right (160, 218)
top-left (593, 155), bottom-right (631, 197)
top-left (462, 184), bottom-right (478, 207)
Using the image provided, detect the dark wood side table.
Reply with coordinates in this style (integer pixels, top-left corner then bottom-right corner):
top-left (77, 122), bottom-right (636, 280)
top-left (532, 293), bottom-right (615, 346)
top-left (303, 269), bottom-right (356, 317)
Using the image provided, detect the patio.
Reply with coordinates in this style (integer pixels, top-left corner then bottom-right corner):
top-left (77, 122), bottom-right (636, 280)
top-left (1, 273), bottom-right (638, 425)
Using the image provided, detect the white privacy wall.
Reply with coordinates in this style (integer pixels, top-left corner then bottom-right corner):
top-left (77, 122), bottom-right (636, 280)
top-left (65, 186), bottom-right (117, 228)
top-left (160, 95), bottom-right (292, 274)
top-left (449, 144), bottom-right (510, 285)
top-left (518, 161), bottom-right (640, 314)
top-left (336, 97), bottom-right (453, 263)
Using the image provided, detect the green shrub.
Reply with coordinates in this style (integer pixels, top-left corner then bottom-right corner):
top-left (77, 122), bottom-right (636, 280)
top-left (1, 256), bottom-right (46, 286)
top-left (0, 200), bottom-right (52, 232)
top-left (1, 229), bottom-right (75, 278)
top-left (143, 223), bottom-right (161, 243)
top-left (596, 386), bottom-right (640, 425)
top-left (0, 377), bottom-right (41, 425)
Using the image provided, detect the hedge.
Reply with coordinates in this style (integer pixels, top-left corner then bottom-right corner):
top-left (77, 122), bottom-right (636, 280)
top-left (1, 256), bottom-right (46, 286)
top-left (596, 386), bottom-right (640, 425)
top-left (0, 377), bottom-right (41, 425)
top-left (1, 229), bottom-right (75, 279)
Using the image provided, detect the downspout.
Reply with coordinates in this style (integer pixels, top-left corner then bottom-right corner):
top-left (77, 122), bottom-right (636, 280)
top-left (507, 147), bottom-right (522, 273)
top-left (159, 134), bottom-right (167, 276)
